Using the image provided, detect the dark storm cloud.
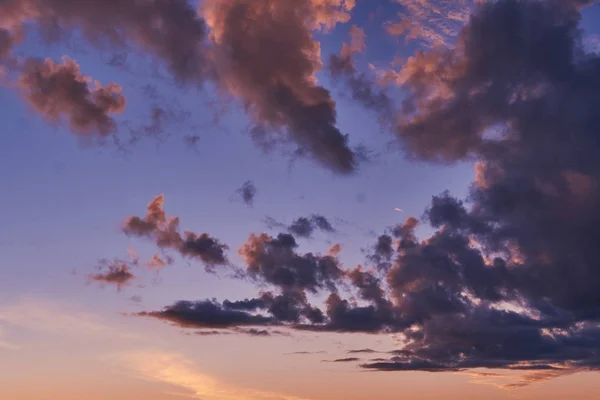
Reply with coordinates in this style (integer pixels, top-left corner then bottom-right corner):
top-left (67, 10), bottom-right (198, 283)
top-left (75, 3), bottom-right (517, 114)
top-left (263, 214), bottom-right (336, 238)
top-left (18, 57), bottom-right (125, 137)
top-left (124, 195), bottom-right (229, 268)
top-left (324, 357), bottom-right (360, 363)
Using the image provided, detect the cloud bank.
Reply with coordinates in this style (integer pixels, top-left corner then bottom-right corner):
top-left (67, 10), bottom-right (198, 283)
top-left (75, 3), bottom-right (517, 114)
top-left (0, 0), bottom-right (360, 173)
top-left (131, 0), bottom-right (600, 386)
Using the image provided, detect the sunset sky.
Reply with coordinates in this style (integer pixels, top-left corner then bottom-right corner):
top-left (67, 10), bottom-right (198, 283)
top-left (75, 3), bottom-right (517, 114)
top-left (2, 1), bottom-right (600, 399)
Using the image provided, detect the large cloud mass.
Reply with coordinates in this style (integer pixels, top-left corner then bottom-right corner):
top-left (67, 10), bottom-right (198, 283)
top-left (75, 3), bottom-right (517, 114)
top-left (0, 0), bottom-right (358, 173)
top-left (135, 0), bottom-right (600, 386)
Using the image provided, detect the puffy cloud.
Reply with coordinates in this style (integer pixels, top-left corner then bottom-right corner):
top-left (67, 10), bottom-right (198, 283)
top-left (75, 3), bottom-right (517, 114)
top-left (239, 232), bottom-right (343, 293)
top-left (18, 57), bottom-right (125, 137)
top-left (124, 195), bottom-right (229, 268)
top-left (137, 300), bottom-right (274, 329)
top-left (203, 0), bottom-right (358, 173)
top-left (1, 0), bottom-right (360, 173)
top-left (347, 348), bottom-right (378, 354)
top-left (288, 214), bottom-right (335, 238)
top-left (310, 0), bottom-right (356, 30)
top-left (0, 0), bottom-right (209, 82)
top-left (325, 357), bottom-right (360, 363)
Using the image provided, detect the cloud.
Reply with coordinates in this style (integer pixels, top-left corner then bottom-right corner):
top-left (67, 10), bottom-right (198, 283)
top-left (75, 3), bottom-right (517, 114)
top-left (0, 297), bottom-right (139, 340)
top-left (0, 0), bottom-right (209, 83)
top-left (89, 259), bottom-right (136, 289)
top-left (310, 0), bottom-right (356, 30)
top-left (118, 350), bottom-right (311, 400)
top-left (235, 180), bottom-right (257, 206)
top-left (147, 253), bottom-right (174, 271)
top-left (109, 0), bottom-right (600, 386)
top-left (17, 56), bottom-right (125, 137)
top-left (385, 0), bottom-right (482, 46)
top-left (1, 0), bottom-right (359, 173)
top-left (124, 195), bottom-right (229, 269)
top-left (136, 300), bottom-right (274, 329)
top-left (288, 214), bottom-right (335, 238)
top-left (202, 0), bottom-right (358, 173)
top-left (324, 357), bottom-right (360, 363)
top-left (239, 233), bottom-right (343, 293)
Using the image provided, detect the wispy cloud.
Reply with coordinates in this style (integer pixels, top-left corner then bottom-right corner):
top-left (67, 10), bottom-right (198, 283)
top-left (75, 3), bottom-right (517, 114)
top-left (118, 350), bottom-right (312, 400)
top-left (0, 297), bottom-right (139, 340)
top-left (0, 327), bottom-right (19, 350)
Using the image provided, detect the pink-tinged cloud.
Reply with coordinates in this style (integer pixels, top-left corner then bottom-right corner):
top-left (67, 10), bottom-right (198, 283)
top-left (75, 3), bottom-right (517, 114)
top-left (18, 57), bottom-right (125, 137)
top-left (0, 0), bottom-right (209, 82)
top-left (89, 260), bottom-right (135, 290)
top-left (203, 0), bottom-right (358, 173)
top-left (124, 194), bottom-right (229, 269)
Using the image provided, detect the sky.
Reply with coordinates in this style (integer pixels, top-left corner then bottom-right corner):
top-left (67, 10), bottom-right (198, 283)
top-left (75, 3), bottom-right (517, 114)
top-left (1, 0), bottom-right (600, 399)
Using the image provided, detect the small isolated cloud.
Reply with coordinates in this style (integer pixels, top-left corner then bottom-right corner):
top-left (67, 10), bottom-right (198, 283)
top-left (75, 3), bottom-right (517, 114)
top-left (234, 181), bottom-right (257, 206)
top-left (0, 0), bottom-right (360, 173)
top-left (323, 357), bottom-right (360, 363)
top-left (347, 348), bottom-right (378, 354)
top-left (18, 56), bottom-right (125, 138)
top-left (123, 194), bottom-right (229, 269)
top-left (89, 259), bottom-right (135, 290)
top-left (146, 253), bottom-right (174, 272)
top-left (239, 233), bottom-right (343, 293)
top-left (129, 295), bottom-right (143, 304)
top-left (285, 351), bottom-right (327, 355)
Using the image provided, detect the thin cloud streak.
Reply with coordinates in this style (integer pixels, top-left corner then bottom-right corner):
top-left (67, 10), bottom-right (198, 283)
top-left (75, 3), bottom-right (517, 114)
top-left (118, 350), bottom-right (312, 400)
